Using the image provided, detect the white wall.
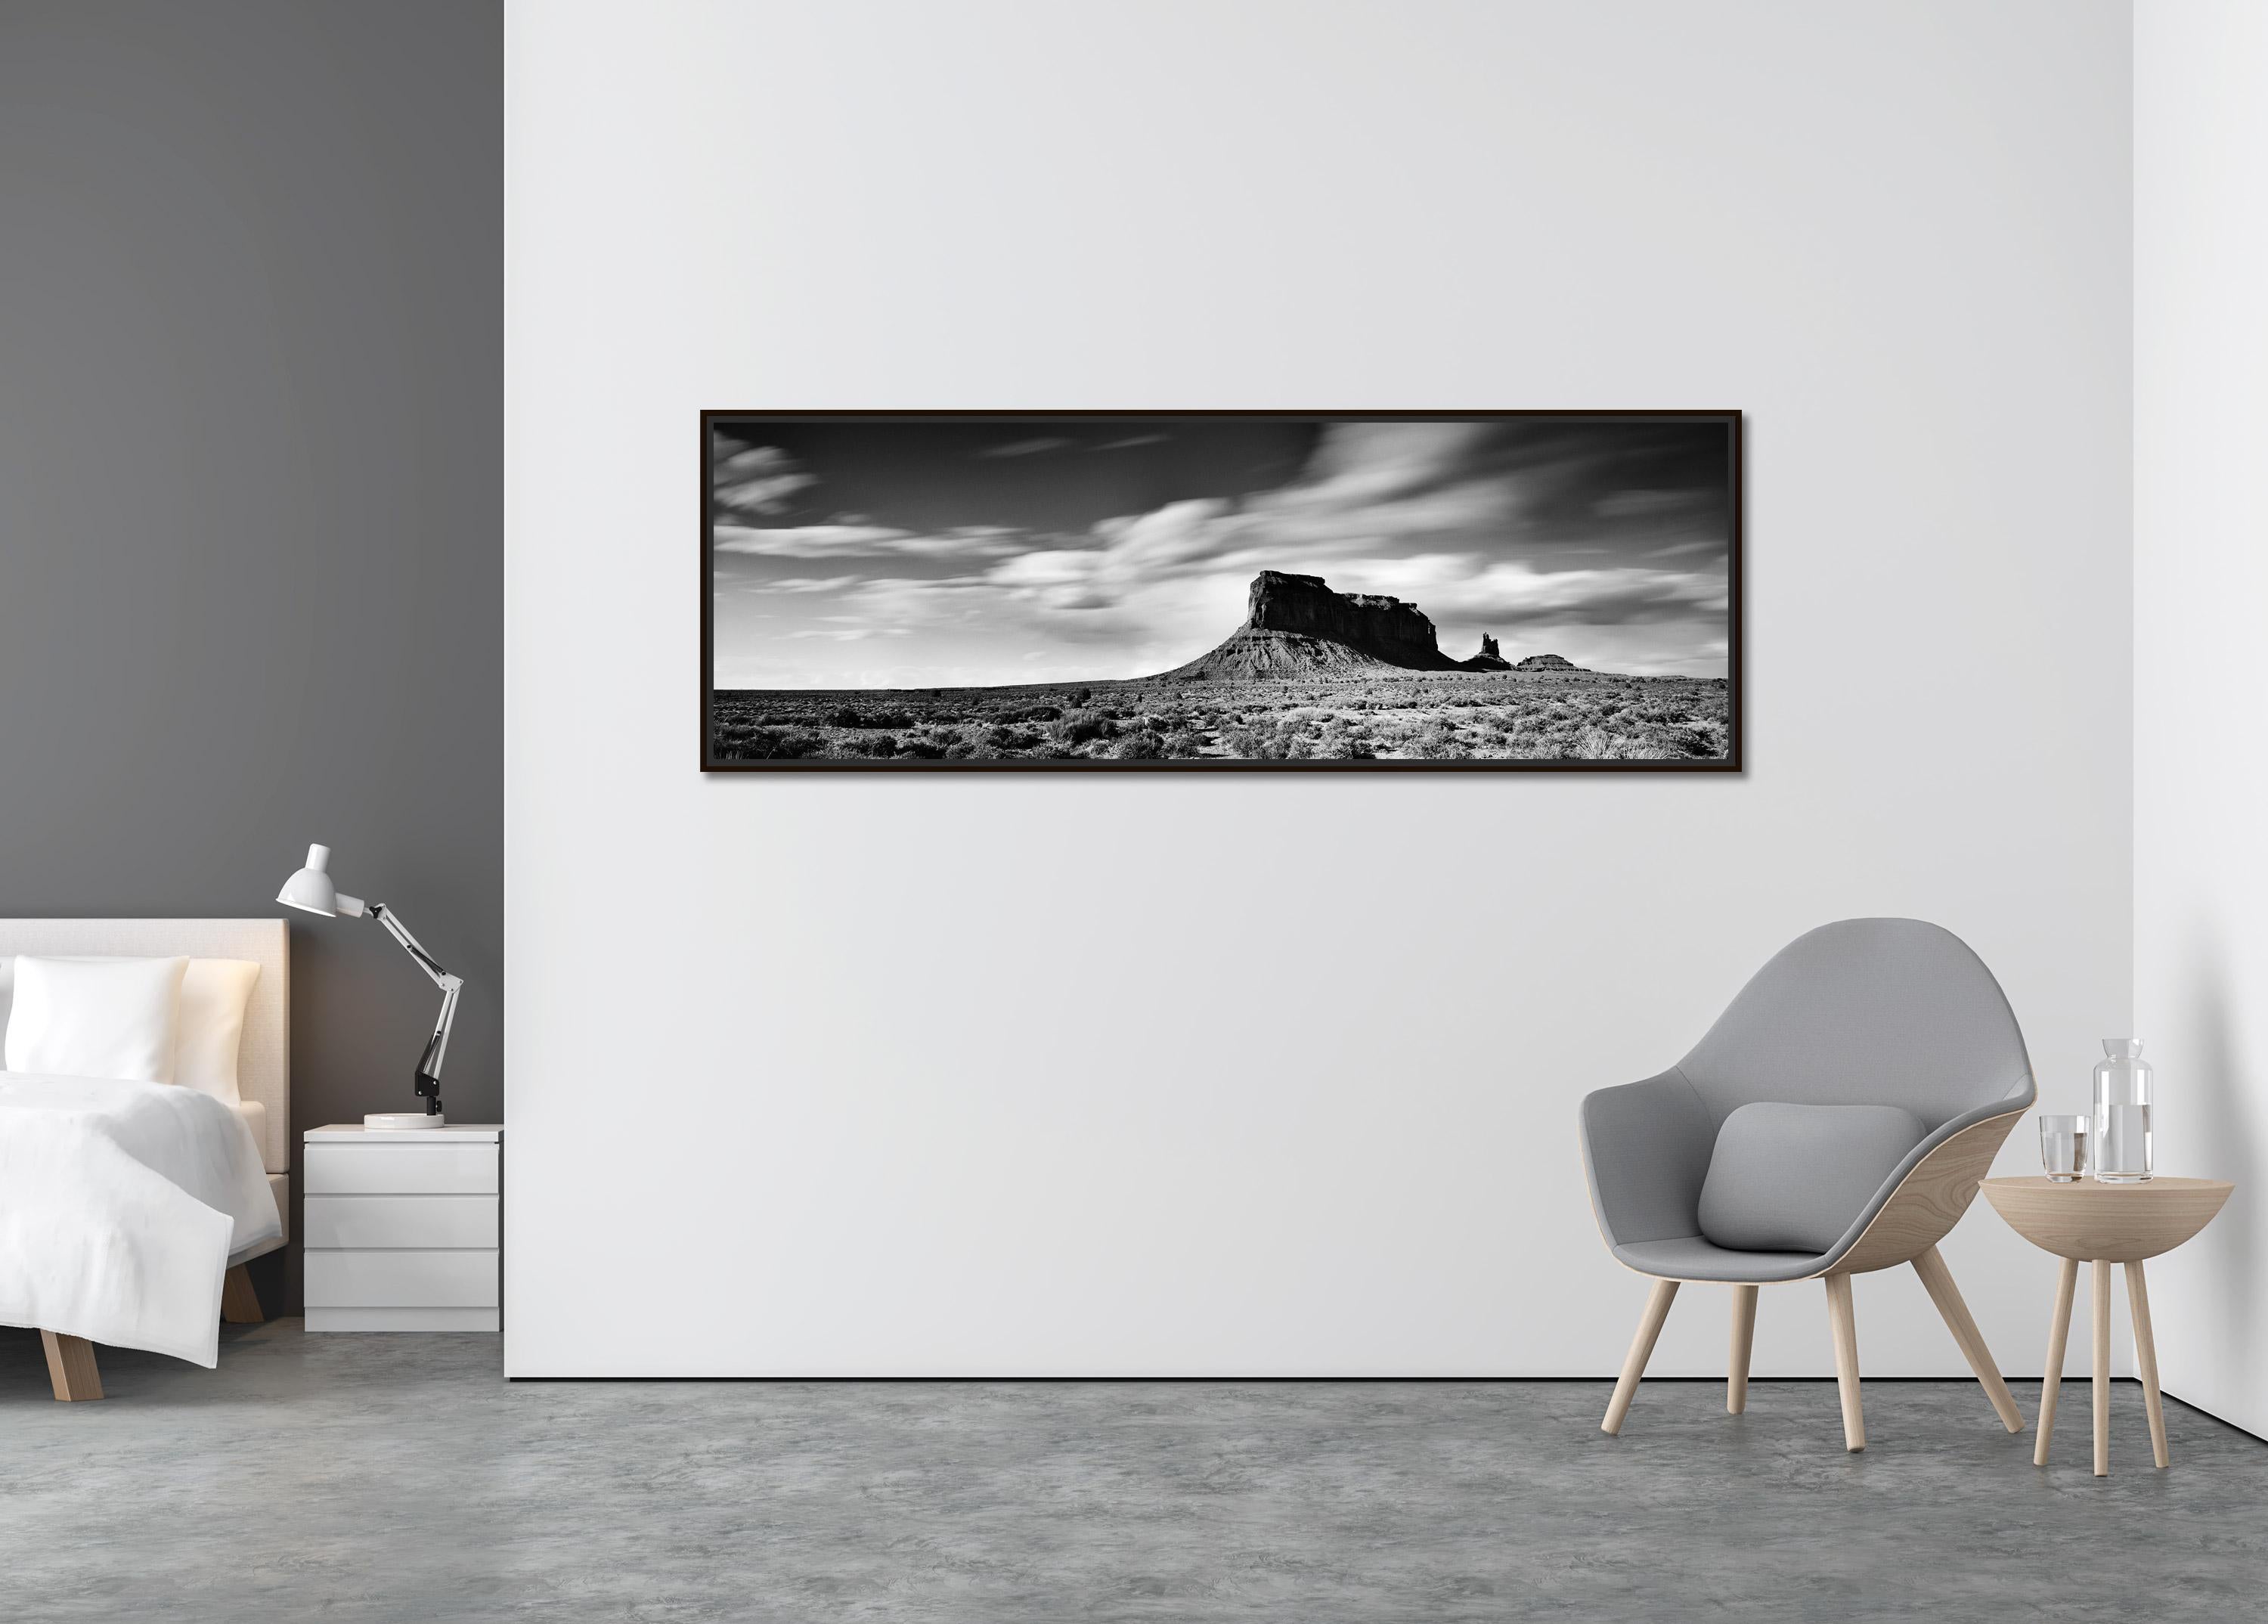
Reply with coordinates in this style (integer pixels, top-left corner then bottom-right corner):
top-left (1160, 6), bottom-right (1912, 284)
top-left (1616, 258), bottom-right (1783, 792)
top-left (2135, 0), bottom-right (2268, 1435)
top-left (505, 0), bottom-right (2133, 1375)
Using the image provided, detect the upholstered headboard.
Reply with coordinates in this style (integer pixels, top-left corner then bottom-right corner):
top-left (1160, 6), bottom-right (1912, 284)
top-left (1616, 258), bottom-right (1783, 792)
top-left (0, 919), bottom-right (290, 1173)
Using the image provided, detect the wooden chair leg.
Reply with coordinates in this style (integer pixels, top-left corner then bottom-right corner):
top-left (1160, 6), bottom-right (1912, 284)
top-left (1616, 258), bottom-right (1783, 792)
top-left (221, 1264), bottom-right (265, 1325)
top-left (2035, 1256), bottom-right (2078, 1465)
top-left (40, 1331), bottom-right (103, 1401)
top-left (2127, 1260), bottom-right (2170, 1469)
top-left (2093, 1258), bottom-right (2112, 1477)
top-left (1910, 1244), bottom-right (2024, 1433)
top-left (1824, 1272), bottom-right (1864, 1452)
top-left (1727, 1283), bottom-right (1758, 1415)
top-left (1602, 1278), bottom-right (1679, 1435)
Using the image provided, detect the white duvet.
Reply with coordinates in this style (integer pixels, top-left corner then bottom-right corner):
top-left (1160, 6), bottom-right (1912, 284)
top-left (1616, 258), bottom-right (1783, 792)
top-left (0, 1073), bottom-right (280, 1366)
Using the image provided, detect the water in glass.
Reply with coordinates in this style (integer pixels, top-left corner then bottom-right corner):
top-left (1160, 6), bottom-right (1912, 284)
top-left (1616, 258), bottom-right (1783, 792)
top-left (2092, 1039), bottom-right (2153, 1182)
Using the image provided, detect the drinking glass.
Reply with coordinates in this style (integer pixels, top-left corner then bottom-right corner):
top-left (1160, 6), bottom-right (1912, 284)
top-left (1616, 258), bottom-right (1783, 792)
top-left (2039, 1114), bottom-right (2087, 1182)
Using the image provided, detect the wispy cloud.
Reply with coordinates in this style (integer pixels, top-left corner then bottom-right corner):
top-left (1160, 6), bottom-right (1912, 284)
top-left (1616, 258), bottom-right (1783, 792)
top-left (711, 438), bottom-right (816, 521)
top-left (714, 419), bottom-right (1733, 685)
top-left (714, 524), bottom-right (1029, 560)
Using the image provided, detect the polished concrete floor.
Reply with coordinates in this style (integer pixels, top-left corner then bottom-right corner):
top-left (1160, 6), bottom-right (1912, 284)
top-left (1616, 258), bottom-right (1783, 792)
top-left (3, 1322), bottom-right (2264, 1622)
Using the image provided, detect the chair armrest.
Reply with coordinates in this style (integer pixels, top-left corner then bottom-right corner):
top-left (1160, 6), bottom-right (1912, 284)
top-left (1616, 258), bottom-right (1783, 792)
top-left (1579, 1069), bottom-right (1718, 1248)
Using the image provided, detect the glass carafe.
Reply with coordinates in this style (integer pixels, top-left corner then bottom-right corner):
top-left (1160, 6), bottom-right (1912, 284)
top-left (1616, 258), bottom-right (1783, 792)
top-left (2092, 1039), bottom-right (2153, 1182)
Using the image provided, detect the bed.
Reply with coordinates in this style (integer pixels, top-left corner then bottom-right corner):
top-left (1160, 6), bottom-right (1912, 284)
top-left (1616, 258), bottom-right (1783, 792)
top-left (1, 919), bottom-right (289, 1400)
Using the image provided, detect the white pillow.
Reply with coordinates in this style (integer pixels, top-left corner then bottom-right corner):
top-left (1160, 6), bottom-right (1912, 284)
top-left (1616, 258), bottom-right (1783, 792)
top-left (4, 955), bottom-right (188, 1084)
top-left (175, 959), bottom-right (260, 1105)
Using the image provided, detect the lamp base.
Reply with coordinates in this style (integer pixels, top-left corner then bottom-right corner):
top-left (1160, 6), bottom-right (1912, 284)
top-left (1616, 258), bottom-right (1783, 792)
top-left (364, 1112), bottom-right (446, 1130)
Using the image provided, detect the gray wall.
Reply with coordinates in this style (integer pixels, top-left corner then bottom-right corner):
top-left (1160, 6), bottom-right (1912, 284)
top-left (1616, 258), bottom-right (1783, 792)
top-left (0, 1), bottom-right (501, 1310)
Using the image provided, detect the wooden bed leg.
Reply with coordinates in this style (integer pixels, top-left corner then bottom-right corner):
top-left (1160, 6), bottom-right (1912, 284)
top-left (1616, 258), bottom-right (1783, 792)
top-left (222, 1264), bottom-right (265, 1325)
top-left (41, 1331), bottom-right (104, 1402)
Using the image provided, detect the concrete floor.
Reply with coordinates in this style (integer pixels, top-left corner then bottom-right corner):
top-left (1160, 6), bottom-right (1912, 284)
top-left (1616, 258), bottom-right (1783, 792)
top-left (3, 1323), bottom-right (2264, 1622)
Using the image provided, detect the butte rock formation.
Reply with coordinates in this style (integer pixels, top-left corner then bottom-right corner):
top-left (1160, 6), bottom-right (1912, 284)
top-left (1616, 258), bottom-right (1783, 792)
top-left (1156, 572), bottom-right (1563, 679)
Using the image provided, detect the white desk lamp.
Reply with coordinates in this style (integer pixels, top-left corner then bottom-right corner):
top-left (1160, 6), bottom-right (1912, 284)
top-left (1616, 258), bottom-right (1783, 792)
top-left (276, 843), bottom-right (462, 1130)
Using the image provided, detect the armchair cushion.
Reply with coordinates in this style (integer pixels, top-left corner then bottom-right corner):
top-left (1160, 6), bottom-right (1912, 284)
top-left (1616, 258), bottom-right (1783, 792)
top-left (1697, 1102), bottom-right (1928, 1254)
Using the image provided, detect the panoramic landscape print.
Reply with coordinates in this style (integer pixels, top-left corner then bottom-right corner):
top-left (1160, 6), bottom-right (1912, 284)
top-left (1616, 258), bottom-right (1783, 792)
top-left (702, 413), bottom-right (1740, 770)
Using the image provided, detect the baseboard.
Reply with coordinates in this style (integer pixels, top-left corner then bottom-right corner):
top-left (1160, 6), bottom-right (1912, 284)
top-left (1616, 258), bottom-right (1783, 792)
top-left (2160, 1384), bottom-right (2268, 1445)
top-left (307, 1307), bottom-right (500, 1332)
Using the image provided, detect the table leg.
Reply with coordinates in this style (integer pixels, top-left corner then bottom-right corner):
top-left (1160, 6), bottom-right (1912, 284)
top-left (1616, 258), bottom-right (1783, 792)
top-left (2127, 1260), bottom-right (2170, 1469)
top-left (2093, 1258), bottom-right (2112, 1477)
top-left (2035, 1255), bottom-right (2078, 1466)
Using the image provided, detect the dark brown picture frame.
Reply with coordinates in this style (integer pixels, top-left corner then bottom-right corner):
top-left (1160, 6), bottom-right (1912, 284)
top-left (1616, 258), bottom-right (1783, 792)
top-left (702, 410), bottom-right (1742, 773)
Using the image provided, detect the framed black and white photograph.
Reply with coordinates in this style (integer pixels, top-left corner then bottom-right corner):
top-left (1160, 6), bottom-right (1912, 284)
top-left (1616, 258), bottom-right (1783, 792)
top-left (702, 411), bottom-right (1741, 771)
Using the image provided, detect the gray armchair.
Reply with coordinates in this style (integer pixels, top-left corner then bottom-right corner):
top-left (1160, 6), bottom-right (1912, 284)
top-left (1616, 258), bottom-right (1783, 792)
top-left (1581, 918), bottom-right (2035, 1450)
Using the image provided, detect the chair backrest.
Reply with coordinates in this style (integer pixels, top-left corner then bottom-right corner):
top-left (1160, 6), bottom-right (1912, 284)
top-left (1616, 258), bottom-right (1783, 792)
top-left (1677, 918), bottom-right (2032, 1132)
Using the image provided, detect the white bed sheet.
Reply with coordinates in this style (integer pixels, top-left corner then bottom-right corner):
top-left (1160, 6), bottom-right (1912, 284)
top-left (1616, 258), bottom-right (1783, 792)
top-left (0, 1072), bottom-right (281, 1365)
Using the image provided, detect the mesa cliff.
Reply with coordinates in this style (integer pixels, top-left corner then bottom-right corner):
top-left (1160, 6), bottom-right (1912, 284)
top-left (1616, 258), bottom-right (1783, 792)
top-left (1155, 572), bottom-right (1575, 680)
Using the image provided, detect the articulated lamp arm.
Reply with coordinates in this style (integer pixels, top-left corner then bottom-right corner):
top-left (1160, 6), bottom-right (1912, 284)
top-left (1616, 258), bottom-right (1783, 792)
top-left (276, 846), bottom-right (466, 1126)
top-left (367, 903), bottom-right (464, 1116)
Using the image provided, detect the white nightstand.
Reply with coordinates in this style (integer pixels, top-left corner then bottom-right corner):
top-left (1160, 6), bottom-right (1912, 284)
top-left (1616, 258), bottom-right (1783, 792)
top-left (303, 1123), bottom-right (500, 1331)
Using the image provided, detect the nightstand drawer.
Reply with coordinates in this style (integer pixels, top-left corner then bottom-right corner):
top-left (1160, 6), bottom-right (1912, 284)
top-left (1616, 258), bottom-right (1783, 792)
top-left (305, 1248), bottom-right (500, 1308)
top-left (305, 1195), bottom-right (497, 1250)
top-left (306, 1142), bottom-right (498, 1195)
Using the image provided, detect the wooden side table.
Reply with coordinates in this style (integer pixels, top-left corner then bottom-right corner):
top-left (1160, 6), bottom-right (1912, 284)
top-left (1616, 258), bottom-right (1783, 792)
top-left (1980, 1176), bottom-right (2232, 1477)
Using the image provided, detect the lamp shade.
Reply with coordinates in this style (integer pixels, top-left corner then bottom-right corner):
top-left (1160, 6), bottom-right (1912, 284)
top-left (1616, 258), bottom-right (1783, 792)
top-left (277, 844), bottom-right (366, 918)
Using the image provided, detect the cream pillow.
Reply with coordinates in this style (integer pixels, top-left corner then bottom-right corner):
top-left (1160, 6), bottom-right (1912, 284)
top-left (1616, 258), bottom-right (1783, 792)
top-left (4, 955), bottom-right (188, 1084)
top-left (175, 959), bottom-right (260, 1105)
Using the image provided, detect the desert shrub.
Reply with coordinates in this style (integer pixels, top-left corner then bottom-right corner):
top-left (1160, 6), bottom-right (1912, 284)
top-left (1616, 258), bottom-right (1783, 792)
top-left (1070, 688), bottom-right (1092, 707)
top-left (895, 738), bottom-right (945, 760)
top-left (1016, 705), bottom-right (1062, 724)
top-left (715, 727), bottom-right (825, 761)
top-left (868, 736), bottom-right (899, 758)
top-left (1572, 727), bottom-right (1678, 761)
top-left (1160, 731), bottom-right (1208, 758)
top-left (1222, 716), bottom-right (1312, 760)
top-left (1112, 733), bottom-right (1165, 760)
top-left (943, 742), bottom-right (975, 760)
top-left (1306, 723), bottom-right (1374, 760)
top-left (825, 705), bottom-right (865, 728)
top-left (1409, 720), bottom-right (1466, 761)
top-left (1053, 709), bottom-right (1116, 745)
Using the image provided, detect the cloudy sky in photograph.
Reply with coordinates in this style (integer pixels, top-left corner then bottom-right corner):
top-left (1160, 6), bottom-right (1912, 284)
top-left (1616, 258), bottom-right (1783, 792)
top-left (709, 417), bottom-right (1734, 690)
